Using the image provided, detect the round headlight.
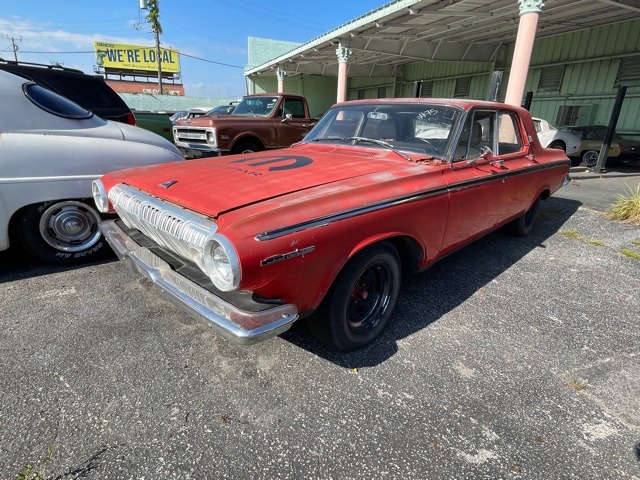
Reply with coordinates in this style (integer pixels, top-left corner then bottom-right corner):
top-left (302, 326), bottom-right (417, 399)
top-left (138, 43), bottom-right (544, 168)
top-left (92, 179), bottom-right (109, 213)
top-left (203, 236), bottom-right (240, 292)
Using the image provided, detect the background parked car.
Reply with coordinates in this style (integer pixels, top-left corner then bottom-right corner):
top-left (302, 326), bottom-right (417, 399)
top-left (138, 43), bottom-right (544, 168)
top-left (532, 117), bottom-right (580, 155)
top-left (0, 58), bottom-right (136, 125)
top-left (0, 70), bottom-right (185, 266)
top-left (206, 104), bottom-right (236, 115)
top-left (565, 125), bottom-right (640, 167)
top-left (170, 110), bottom-right (189, 123)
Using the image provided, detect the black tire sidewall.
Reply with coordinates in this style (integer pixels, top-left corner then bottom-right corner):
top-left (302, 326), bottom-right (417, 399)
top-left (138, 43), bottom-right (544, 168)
top-left (509, 196), bottom-right (541, 237)
top-left (317, 243), bottom-right (401, 351)
top-left (232, 140), bottom-right (262, 154)
top-left (18, 200), bottom-right (108, 266)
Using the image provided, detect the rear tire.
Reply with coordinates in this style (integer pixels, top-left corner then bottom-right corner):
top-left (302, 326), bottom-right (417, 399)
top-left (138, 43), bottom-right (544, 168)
top-left (309, 242), bottom-right (401, 351)
top-left (18, 200), bottom-right (109, 266)
top-left (507, 196), bottom-right (541, 237)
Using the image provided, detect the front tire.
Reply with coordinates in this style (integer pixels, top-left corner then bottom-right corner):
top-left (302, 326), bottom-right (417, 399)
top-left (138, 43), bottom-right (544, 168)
top-left (548, 140), bottom-right (565, 152)
top-left (18, 200), bottom-right (109, 266)
top-left (309, 242), bottom-right (401, 351)
top-left (231, 140), bottom-right (263, 155)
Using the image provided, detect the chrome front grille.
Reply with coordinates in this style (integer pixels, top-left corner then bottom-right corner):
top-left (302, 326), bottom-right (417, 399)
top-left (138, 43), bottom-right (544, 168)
top-left (109, 184), bottom-right (217, 268)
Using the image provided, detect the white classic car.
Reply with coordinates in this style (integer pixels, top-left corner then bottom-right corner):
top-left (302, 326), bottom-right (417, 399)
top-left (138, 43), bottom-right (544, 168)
top-left (0, 70), bottom-right (185, 265)
top-left (532, 117), bottom-right (580, 155)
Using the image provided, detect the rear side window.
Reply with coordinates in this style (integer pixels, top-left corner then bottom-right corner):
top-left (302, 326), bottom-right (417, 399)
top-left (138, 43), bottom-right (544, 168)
top-left (46, 73), bottom-right (127, 108)
top-left (23, 83), bottom-right (93, 119)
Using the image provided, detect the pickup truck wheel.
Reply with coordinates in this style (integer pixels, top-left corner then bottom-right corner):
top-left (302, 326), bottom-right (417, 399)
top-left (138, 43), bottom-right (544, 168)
top-left (231, 140), bottom-right (263, 154)
top-left (309, 242), bottom-right (401, 351)
top-left (18, 200), bottom-right (108, 266)
top-left (507, 196), bottom-right (541, 237)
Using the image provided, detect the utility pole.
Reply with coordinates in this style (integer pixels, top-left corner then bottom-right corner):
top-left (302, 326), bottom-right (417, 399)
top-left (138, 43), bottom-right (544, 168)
top-left (141, 0), bottom-right (163, 94)
top-left (1, 34), bottom-right (22, 61)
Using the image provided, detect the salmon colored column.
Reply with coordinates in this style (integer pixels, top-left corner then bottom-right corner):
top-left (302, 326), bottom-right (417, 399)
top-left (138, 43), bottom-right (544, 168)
top-left (336, 45), bottom-right (352, 103)
top-left (276, 68), bottom-right (286, 93)
top-left (504, 0), bottom-right (545, 106)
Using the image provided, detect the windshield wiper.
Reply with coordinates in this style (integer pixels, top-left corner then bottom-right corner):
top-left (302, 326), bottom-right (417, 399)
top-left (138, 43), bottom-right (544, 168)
top-left (346, 136), bottom-right (411, 161)
top-left (309, 136), bottom-right (345, 142)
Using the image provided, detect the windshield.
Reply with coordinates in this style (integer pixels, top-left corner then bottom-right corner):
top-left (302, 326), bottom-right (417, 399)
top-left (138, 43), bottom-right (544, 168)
top-left (232, 96), bottom-right (279, 117)
top-left (302, 103), bottom-right (461, 159)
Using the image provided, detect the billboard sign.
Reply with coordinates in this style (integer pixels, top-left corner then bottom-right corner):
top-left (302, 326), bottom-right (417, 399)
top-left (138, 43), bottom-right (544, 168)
top-left (93, 41), bottom-right (180, 73)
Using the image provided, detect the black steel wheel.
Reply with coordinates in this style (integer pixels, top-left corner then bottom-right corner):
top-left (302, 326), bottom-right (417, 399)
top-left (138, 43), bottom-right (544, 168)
top-left (507, 196), bottom-right (541, 237)
top-left (309, 242), bottom-right (401, 351)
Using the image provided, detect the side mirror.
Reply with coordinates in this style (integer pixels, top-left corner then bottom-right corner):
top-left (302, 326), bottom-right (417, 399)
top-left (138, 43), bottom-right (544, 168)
top-left (281, 113), bottom-right (293, 123)
top-left (467, 146), bottom-right (493, 165)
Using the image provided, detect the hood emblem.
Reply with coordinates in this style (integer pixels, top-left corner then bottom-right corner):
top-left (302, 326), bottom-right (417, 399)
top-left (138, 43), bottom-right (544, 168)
top-left (159, 179), bottom-right (178, 189)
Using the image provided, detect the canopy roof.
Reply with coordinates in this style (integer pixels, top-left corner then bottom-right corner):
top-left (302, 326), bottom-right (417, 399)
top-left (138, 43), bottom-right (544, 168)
top-left (245, 0), bottom-right (640, 78)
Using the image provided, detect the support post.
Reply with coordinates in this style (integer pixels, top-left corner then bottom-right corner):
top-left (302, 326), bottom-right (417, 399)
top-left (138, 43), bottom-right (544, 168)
top-left (504, 0), bottom-right (544, 106)
top-left (276, 68), bottom-right (286, 93)
top-left (593, 86), bottom-right (627, 173)
top-left (336, 45), bottom-right (352, 103)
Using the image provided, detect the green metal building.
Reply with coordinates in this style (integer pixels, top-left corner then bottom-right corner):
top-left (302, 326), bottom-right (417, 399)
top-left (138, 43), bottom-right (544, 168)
top-left (245, 1), bottom-right (640, 137)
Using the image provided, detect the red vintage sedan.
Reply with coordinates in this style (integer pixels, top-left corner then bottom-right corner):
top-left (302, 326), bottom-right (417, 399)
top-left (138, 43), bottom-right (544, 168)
top-left (93, 99), bottom-right (570, 351)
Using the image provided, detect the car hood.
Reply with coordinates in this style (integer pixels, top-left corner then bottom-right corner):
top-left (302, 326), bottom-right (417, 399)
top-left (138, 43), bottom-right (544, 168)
top-left (111, 145), bottom-right (422, 218)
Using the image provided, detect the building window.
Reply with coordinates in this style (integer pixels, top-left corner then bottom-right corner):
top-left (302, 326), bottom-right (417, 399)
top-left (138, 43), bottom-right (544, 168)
top-left (454, 77), bottom-right (470, 98)
top-left (538, 65), bottom-right (565, 92)
top-left (556, 105), bottom-right (581, 126)
top-left (420, 81), bottom-right (433, 98)
top-left (615, 55), bottom-right (640, 87)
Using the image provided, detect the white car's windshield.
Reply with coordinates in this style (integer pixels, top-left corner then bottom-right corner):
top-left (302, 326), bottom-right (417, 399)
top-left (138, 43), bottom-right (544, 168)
top-left (303, 103), bottom-right (461, 159)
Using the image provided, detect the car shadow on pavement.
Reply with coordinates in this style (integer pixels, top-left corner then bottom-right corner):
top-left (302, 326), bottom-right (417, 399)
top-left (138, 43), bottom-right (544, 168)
top-left (280, 198), bottom-right (581, 368)
top-left (0, 243), bottom-right (117, 284)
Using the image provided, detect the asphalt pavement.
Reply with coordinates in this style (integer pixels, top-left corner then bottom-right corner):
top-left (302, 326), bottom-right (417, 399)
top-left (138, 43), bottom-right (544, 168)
top-left (0, 167), bottom-right (639, 479)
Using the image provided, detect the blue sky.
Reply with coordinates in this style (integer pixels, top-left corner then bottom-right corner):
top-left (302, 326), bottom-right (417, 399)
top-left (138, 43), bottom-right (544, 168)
top-left (0, 0), bottom-right (387, 98)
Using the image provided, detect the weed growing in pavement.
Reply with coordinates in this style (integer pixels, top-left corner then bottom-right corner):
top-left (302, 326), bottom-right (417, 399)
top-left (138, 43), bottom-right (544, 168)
top-left (620, 249), bottom-right (640, 260)
top-left (607, 183), bottom-right (640, 225)
top-left (568, 379), bottom-right (588, 391)
top-left (16, 447), bottom-right (54, 480)
top-left (588, 240), bottom-right (605, 246)
top-left (560, 230), bottom-right (581, 238)
top-left (632, 240), bottom-right (640, 247)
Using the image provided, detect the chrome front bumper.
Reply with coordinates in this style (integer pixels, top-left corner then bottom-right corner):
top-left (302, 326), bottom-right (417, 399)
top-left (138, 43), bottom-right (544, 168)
top-left (99, 220), bottom-right (299, 345)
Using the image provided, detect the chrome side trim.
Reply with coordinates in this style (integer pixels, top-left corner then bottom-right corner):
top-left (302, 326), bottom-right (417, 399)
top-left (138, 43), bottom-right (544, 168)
top-left (256, 188), bottom-right (448, 241)
top-left (257, 160), bottom-right (570, 241)
top-left (100, 220), bottom-right (298, 345)
top-left (260, 246), bottom-right (315, 266)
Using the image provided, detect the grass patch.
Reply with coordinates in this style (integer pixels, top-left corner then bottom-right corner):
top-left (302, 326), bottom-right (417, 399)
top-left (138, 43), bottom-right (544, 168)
top-left (17, 447), bottom-right (54, 480)
top-left (607, 183), bottom-right (640, 225)
top-left (588, 240), bottom-right (605, 246)
top-left (561, 230), bottom-right (581, 238)
top-left (632, 240), bottom-right (640, 247)
top-left (620, 249), bottom-right (640, 260)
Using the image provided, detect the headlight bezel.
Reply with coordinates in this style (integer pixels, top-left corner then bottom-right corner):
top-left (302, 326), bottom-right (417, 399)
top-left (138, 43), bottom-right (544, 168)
top-left (92, 179), bottom-right (109, 213)
top-left (203, 234), bottom-right (240, 292)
